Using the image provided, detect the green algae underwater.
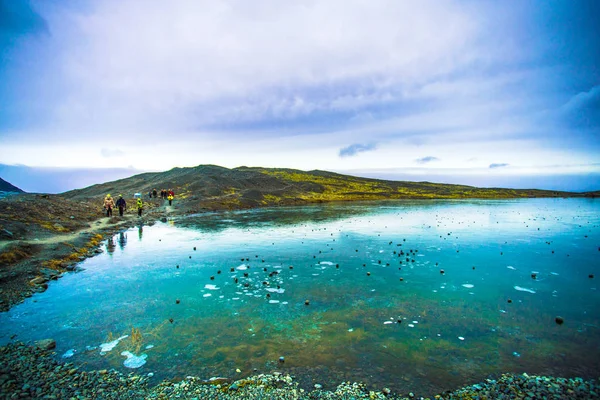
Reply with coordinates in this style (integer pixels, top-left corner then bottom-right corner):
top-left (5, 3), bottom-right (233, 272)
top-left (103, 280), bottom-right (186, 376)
top-left (1, 198), bottom-right (599, 396)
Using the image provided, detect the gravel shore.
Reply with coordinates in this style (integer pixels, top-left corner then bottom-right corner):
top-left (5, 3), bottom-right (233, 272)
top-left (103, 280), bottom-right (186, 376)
top-left (1, 341), bottom-right (597, 399)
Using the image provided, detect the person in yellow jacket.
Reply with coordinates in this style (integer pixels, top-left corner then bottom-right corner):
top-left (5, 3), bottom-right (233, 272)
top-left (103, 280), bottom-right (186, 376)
top-left (137, 198), bottom-right (143, 217)
top-left (104, 194), bottom-right (115, 217)
top-left (167, 193), bottom-right (174, 206)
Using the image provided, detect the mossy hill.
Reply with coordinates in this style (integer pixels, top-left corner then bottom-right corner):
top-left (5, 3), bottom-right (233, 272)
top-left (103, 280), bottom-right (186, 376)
top-left (0, 177), bottom-right (24, 193)
top-left (65, 165), bottom-right (598, 212)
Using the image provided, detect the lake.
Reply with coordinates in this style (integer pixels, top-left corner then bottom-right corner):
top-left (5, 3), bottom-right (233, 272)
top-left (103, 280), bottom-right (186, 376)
top-left (1, 199), bottom-right (599, 396)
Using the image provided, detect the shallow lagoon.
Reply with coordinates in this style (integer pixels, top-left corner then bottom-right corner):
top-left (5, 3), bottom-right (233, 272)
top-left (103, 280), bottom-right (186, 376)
top-left (1, 199), bottom-right (599, 395)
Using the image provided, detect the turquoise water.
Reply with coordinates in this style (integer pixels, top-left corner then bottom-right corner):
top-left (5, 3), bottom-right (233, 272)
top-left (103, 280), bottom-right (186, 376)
top-left (1, 199), bottom-right (599, 395)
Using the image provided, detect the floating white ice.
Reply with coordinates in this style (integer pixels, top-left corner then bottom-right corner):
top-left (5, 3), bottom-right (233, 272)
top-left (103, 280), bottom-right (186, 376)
top-left (514, 286), bottom-right (536, 294)
top-left (121, 351), bottom-right (147, 368)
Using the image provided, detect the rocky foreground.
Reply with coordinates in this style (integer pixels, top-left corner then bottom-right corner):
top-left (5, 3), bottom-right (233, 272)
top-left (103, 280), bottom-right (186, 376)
top-left (0, 341), bottom-right (598, 400)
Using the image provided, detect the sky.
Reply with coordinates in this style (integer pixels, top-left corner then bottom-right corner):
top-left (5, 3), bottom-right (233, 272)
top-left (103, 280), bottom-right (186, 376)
top-left (1, 0), bottom-right (599, 193)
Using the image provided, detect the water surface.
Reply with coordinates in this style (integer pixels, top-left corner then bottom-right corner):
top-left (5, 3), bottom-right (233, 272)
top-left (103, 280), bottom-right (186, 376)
top-left (1, 199), bottom-right (599, 395)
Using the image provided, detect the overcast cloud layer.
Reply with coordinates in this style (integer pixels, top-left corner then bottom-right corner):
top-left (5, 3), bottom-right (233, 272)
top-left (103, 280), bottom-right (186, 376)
top-left (0, 0), bottom-right (599, 192)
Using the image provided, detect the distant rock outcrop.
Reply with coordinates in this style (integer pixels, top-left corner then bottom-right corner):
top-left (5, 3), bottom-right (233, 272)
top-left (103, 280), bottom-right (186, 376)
top-left (0, 177), bottom-right (24, 193)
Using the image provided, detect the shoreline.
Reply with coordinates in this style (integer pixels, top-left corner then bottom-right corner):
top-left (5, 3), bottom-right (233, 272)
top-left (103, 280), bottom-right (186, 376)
top-left (0, 341), bottom-right (598, 399)
top-left (2, 195), bottom-right (599, 398)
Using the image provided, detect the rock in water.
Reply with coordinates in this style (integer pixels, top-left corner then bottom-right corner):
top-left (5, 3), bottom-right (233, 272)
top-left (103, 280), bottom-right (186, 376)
top-left (35, 339), bottom-right (56, 350)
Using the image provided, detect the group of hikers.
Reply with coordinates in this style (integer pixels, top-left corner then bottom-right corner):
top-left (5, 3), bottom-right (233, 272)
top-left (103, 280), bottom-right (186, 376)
top-left (103, 188), bottom-right (175, 218)
top-left (103, 194), bottom-right (144, 217)
top-left (150, 188), bottom-right (175, 205)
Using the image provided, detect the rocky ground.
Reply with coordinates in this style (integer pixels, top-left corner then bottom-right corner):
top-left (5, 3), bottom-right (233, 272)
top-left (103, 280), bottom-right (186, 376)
top-left (1, 341), bottom-right (598, 399)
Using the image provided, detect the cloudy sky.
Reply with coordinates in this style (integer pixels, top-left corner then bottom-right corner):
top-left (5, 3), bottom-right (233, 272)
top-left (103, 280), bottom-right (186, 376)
top-left (1, 0), bottom-right (599, 192)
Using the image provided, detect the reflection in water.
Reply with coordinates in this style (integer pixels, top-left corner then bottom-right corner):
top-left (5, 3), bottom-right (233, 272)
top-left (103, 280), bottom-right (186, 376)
top-left (0, 199), bottom-right (599, 396)
top-left (106, 236), bottom-right (116, 254)
top-left (138, 225), bottom-right (143, 241)
top-left (118, 232), bottom-right (127, 250)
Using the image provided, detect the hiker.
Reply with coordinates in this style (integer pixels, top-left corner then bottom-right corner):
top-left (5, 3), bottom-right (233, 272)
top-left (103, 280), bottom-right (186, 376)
top-left (116, 194), bottom-right (126, 216)
top-left (168, 188), bottom-right (174, 197)
top-left (137, 198), bottom-right (143, 217)
top-left (168, 193), bottom-right (174, 206)
top-left (153, 188), bottom-right (157, 198)
top-left (148, 191), bottom-right (152, 199)
top-left (104, 194), bottom-right (115, 217)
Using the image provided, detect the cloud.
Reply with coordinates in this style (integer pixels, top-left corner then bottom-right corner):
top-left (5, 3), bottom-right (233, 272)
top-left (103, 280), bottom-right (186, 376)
top-left (21, 0), bottom-right (483, 135)
top-left (101, 148), bottom-right (125, 158)
top-left (339, 143), bottom-right (377, 158)
top-left (489, 163), bottom-right (509, 169)
top-left (415, 156), bottom-right (439, 164)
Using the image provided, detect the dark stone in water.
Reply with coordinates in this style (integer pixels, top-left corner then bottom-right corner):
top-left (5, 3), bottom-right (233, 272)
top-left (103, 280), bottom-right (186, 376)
top-left (531, 273), bottom-right (537, 279)
top-left (35, 339), bottom-right (56, 350)
top-left (169, 318), bottom-right (174, 323)
top-left (589, 274), bottom-right (594, 279)
top-left (217, 270), bottom-right (221, 274)
top-left (210, 276), bottom-right (215, 280)
top-left (176, 265), bottom-right (179, 269)
top-left (279, 356), bottom-right (285, 363)
top-left (193, 247), bottom-right (196, 251)
top-left (230, 268), bottom-right (235, 272)
top-left (440, 269), bottom-right (445, 274)
top-left (367, 272), bottom-right (371, 276)
top-left (555, 316), bottom-right (564, 325)
top-left (400, 278), bottom-right (404, 281)
top-left (289, 266), bottom-right (293, 269)
top-left (176, 299), bottom-right (180, 304)
top-left (508, 299), bottom-right (512, 303)
top-left (305, 300), bottom-right (310, 305)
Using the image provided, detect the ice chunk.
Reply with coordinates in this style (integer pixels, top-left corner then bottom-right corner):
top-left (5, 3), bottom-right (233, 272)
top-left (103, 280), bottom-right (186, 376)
top-left (62, 349), bottom-right (76, 358)
top-left (462, 284), bottom-right (474, 289)
top-left (514, 286), bottom-right (536, 294)
top-left (121, 351), bottom-right (147, 368)
top-left (99, 335), bottom-right (129, 354)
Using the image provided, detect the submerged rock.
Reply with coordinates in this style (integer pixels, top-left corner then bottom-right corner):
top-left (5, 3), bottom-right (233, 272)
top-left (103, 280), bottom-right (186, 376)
top-left (35, 339), bottom-right (56, 350)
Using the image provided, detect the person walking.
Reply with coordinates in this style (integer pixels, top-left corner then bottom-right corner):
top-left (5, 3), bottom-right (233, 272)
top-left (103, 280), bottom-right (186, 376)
top-left (137, 198), bottom-right (143, 217)
top-left (104, 194), bottom-right (115, 217)
top-left (152, 188), bottom-right (157, 198)
top-left (167, 193), bottom-right (174, 206)
top-left (116, 194), bottom-right (127, 216)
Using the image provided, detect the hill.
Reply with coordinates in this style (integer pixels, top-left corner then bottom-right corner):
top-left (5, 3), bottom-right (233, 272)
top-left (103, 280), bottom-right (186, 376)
top-left (0, 177), bottom-right (24, 193)
top-left (65, 165), bottom-right (596, 212)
